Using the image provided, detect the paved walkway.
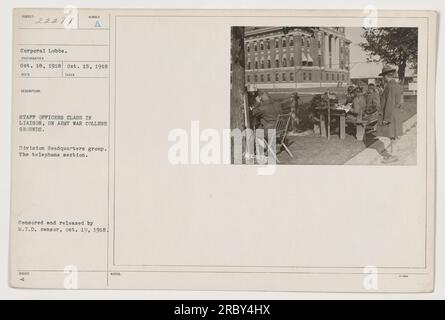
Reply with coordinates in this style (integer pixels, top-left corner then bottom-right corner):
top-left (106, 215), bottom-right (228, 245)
top-left (345, 117), bottom-right (417, 165)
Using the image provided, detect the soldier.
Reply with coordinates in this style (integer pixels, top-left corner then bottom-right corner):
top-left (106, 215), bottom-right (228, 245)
top-left (251, 91), bottom-right (283, 133)
top-left (290, 92), bottom-right (301, 134)
top-left (376, 65), bottom-right (403, 164)
top-left (345, 85), bottom-right (356, 104)
top-left (365, 83), bottom-right (380, 114)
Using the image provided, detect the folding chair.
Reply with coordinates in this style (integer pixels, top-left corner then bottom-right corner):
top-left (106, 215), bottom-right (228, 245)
top-left (261, 113), bottom-right (294, 163)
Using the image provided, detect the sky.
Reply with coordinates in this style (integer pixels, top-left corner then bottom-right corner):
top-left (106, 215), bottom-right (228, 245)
top-left (345, 27), bottom-right (383, 79)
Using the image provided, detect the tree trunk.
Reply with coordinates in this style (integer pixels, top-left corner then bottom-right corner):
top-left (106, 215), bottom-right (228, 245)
top-left (230, 27), bottom-right (246, 131)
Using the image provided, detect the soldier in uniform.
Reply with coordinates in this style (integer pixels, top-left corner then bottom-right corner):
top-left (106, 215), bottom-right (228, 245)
top-left (251, 91), bottom-right (283, 133)
top-left (365, 83), bottom-right (380, 114)
top-left (376, 65), bottom-right (404, 163)
top-left (290, 92), bottom-right (301, 134)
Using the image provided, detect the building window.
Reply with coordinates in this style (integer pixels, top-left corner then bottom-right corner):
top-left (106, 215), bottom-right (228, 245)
top-left (267, 74), bottom-right (271, 82)
top-left (290, 72), bottom-right (294, 81)
top-left (260, 74), bottom-right (264, 82)
top-left (282, 58), bottom-right (287, 67)
top-left (260, 41), bottom-right (264, 51)
top-left (307, 38), bottom-right (311, 47)
top-left (290, 56), bottom-right (295, 67)
top-left (303, 72), bottom-right (307, 81)
top-left (301, 37), bottom-right (305, 46)
top-left (342, 74), bottom-right (345, 81)
top-left (326, 73), bottom-right (329, 81)
top-left (247, 75), bottom-right (250, 82)
top-left (318, 55), bottom-right (322, 66)
top-left (282, 73), bottom-right (286, 81)
top-left (266, 39), bottom-right (270, 50)
top-left (247, 61), bottom-right (251, 70)
top-left (332, 74), bottom-right (335, 81)
top-left (254, 74), bottom-right (258, 82)
top-left (254, 42), bottom-right (258, 51)
top-left (308, 72), bottom-right (312, 81)
top-left (290, 37), bottom-right (294, 46)
top-left (275, 73), bottom-right (279, 81)
top-left (246, 43), bottom-right (250, 52)
top-left (282, 37), bottom-right (287, 47)
top-left (267, 59), bottom-right (271, 68)
top-left (275, 38), bottom-right (279, 48)
top-left (275, 59), bottom-right (280, 68)
top-left (318, 40), bottom-right (321, 49)
top-left (261, 60), bottom-right (265, 69)
top-left (337, 74), bottom-right (340, 81)
top-left (255, 61), bottom-right (258, 69)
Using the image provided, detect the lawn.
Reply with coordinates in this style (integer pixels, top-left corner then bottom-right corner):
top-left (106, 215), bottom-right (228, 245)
top-left (274, 94), bottom-right (417, 165)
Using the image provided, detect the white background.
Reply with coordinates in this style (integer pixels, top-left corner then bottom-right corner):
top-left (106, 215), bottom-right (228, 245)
top-left (0, 0), bottom-right (443, 300)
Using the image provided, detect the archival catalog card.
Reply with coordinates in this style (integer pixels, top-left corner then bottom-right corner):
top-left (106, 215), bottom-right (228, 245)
top-left (10, 8), bottom-right (437, 292)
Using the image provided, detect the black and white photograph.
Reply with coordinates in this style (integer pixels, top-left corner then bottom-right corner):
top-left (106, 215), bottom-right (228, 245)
top-left (1, 3), bottom-right (442, 301)
top-left (231, 26), bottom-right (418, 165)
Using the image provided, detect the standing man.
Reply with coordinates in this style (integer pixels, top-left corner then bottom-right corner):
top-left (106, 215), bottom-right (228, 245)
top-left (290, 92), bottom-right (301, 134)
top-left (376, 65), bottom-right (403, 163)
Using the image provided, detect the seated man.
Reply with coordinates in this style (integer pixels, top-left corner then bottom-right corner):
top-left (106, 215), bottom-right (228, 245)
top-left (249, 91), bottom-right (285, 160)
top-left (251, 91), bottom-right (284, 132)
top-left (365, 83), bottom-right (381, 114)
top-left (348, 86), bottom-right (366, 116)
top-left (346, 87), bottom-right (366, 122)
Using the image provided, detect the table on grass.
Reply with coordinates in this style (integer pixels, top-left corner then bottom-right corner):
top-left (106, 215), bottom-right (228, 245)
top-left (315, 107), bottom-right (379, 141)
top-left (315, 106), bottom-right (347, 140)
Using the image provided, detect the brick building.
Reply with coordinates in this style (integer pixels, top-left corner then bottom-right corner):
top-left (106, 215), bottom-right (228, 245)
top-left (244, 27), bottom-right (351, 90)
